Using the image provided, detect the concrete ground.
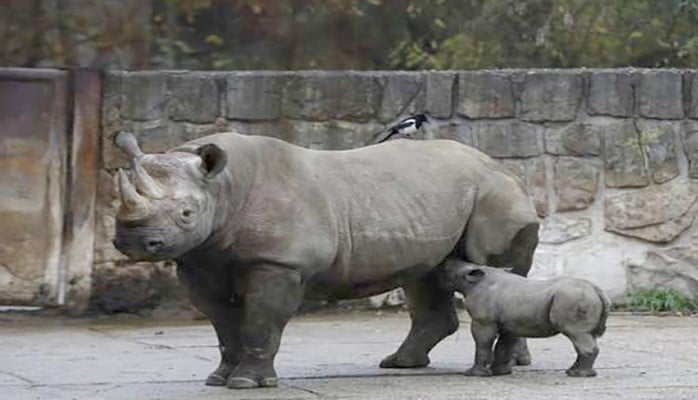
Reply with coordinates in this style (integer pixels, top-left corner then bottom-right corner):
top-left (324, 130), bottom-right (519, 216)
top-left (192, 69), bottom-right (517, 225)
top-left (1, 311), bottom-right (697, 400)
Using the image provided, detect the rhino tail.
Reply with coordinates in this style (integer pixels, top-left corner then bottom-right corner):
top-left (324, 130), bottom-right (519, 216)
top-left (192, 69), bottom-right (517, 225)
top-left (590, 285), bottom-right (610, 338)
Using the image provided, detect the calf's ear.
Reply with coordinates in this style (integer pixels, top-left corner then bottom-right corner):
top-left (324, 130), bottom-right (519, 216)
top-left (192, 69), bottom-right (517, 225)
top-left (465, 268), bottom-right (485, 283)
top-left (196, 144), bottom-right (227, 178)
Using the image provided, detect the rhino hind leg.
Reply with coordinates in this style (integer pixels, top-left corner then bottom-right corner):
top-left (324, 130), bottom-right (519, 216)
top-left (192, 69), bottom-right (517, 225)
top-left (380, 273), bottom-right (459, 368)
top-left (564, 332), bottom-right (599, 377)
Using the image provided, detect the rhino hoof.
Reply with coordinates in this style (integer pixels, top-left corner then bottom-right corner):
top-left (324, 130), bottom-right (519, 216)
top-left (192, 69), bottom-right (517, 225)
top-left (566, 368), bottom-right (597, 378)
top-left (379, 352), bottom-right (430, 368)
top-left (226, 376), bottom-right (259, 389)
top-left (205, 373), bottom-right (227, 386)
top-left (491, 365), bottom-right (513, 376)
top-left (464, 366), bottom-right (492, 377)
top-left (259, 377), bottom-right (278, 387)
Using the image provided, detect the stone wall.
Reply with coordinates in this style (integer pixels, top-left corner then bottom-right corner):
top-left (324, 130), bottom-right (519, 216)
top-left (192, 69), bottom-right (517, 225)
top-left (96, 69), bottom-right (698, 312)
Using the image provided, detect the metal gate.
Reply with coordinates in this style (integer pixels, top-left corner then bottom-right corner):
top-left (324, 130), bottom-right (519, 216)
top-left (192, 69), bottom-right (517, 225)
top-left (0, 68), bottom-right (99, 309)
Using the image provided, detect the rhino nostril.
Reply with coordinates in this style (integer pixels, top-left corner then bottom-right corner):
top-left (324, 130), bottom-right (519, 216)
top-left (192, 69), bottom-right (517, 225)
top-left (144, 239), bottom-right (164, 254)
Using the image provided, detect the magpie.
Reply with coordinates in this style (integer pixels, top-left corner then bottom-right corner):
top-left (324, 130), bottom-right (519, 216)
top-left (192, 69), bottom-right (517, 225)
top-left (378, 114), bottom-right (429, 143)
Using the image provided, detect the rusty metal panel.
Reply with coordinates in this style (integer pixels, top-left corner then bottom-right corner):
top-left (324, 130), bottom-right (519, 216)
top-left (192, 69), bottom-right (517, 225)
top-left (0, 68), bottom-right (68, 306)
top-left (61, 69), bottom-right (101, 311)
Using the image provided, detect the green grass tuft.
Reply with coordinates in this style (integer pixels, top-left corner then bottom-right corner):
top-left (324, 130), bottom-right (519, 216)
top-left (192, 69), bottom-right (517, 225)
top-left (625, 289), bottom-right (698, 314)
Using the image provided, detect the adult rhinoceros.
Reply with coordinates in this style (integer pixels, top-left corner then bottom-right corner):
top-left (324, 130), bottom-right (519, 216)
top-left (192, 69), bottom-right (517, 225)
top-left (112, 131), bottom-right (539, 389)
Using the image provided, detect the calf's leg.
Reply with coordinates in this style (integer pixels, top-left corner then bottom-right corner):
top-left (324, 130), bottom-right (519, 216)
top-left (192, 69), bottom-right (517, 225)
top-left (485, 222), bottom-right (539, 366)
top-left (464, 320), bottom-right (497, 377)
top-left (491, 332), bottom-right (517, 375)
top-left (227, 265), bottom-right (304, 389)
top-left (380, 272), bottom-right (459, 368)
top-left (564, 332), bottom-right (599, 377)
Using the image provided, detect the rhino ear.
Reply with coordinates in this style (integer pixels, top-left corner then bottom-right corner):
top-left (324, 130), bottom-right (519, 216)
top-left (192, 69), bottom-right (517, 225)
top-left (196, 144), bottom-right (227, 178)
top-left (464, 268), bottom-right (485, 283)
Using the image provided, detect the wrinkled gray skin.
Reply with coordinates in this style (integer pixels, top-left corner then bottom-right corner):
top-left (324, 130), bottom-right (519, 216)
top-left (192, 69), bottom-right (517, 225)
top-left (111, 131), bottom-right (540, 389)
top-left (440, 261), bottom-right (609, 378)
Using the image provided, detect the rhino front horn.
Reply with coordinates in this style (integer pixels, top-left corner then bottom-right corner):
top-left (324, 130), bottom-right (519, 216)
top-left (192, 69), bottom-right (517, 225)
top-left (117, 169), bottom-right (150, 220)
top-left (114, 131), bottom-right (144, 159)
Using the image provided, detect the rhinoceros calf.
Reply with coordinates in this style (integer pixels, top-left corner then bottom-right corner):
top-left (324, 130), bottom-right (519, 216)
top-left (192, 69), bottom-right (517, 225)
top-left (440, 260), bottom-right (609, 378)
top-left (111, 131), bottom-right (539, 389)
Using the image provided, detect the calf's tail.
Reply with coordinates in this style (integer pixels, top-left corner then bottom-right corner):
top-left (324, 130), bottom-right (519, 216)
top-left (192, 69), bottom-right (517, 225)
top-left (590, 285), bottom-right (610, 338)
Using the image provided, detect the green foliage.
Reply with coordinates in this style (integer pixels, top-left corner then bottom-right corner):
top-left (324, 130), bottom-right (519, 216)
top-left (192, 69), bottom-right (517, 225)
top-left (3, 0), bottom-right (698, 69)
top-left (626, 289), bottom-right (698, 314)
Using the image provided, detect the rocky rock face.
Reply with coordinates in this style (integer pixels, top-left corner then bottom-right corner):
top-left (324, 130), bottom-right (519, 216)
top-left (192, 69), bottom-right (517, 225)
top-left (96, 68), bottom-right (698, 313)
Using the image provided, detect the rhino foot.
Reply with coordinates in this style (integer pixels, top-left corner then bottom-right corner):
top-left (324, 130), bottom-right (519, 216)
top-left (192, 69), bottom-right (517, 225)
top-left (225, 363), bottom-right (278, 389)
top-left (226, 375), bottom-right (279, 389)
top-left (512, 339), bottom-right (532, 366)
top-left (566, 368), bottom-right (597, 378)
top-left (464, 366), bottom-right (492, 377)
top-left (205, 362), bottom-right (232, 386)
top-left (379, 352), bottom-right (430, 368)
top-left (491, 364), bottom-right (512, 376)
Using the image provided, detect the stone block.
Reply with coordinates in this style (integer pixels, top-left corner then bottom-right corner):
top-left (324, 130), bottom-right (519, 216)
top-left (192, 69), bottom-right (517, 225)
top-left (520, 71), bottom-right (581, 122)
top-left (554, 157), bottom-right (599, 211)
top-left (101, 72), bottom-right (124, 137)
top-left (636, 119), bottom-right (679, 184)
top-left (689, 72), bottom-right (698, 118)
top-left (587, 70), bottom-right (633, 116)
top-left (424, 122), bottom-right (475, 147)
top-left (167, 74), bottom-right (219, 123)
top-left (539, 217), bottom-right (592, 244)
top-left (602, 119), bottom-right (649, 188)
top-left (226, 72), bottom-right (285, 120)
top-left (638, 70), bottom-right (683, 119)
top-left (544, 122), bottom-right (601, 156)
top-left (604, 179), bottom-right (698, 243)
top-left (498, 158), bottom-right (548, 217)
top-left (90, 261), bottom-right (179, 313)
top-left (369, 288), bottom-right (406, 308)
top-left (627, 245), bottom-right (698, 301)
top-left (379, 72), bottom-right (424, 123)
top-left (426, 72), bottom-right (455, 118)
top-left (529, 157), bottom-right (549, 217)
top-left (475, 121), bottom-right (542, 158)
top-left (682, 120), bottom-right (698, 178)
top-left (121, 72), bottom-right (167, 120)
top-left (282, 72), bottom-right (381, 121)
top-left (286, 120), bottom-right (383, 150)
top-left (456, 71), bottom-right (514, 118)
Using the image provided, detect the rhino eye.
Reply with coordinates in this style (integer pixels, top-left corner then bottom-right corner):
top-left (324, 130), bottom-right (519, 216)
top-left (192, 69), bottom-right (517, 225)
top-left (182, 209), bottom-right (193, 218)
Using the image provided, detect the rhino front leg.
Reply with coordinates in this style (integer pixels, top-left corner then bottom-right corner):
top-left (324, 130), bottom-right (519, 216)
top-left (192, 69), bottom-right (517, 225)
top-left (227, 265), bottom-right (304, 389)
top-left (380, 273), bottom-right (459, 368)
top-left (177, 265), bottom-right (241, 386)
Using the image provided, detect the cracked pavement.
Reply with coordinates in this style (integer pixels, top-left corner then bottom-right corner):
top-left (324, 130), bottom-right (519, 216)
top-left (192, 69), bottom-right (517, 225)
top-left (1, 311), bottom-right (697, 399)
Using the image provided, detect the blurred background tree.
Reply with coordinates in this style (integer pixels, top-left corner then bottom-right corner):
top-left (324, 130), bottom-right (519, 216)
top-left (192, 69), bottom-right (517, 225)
top-left (1, 0), bottom-right (698, 70)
